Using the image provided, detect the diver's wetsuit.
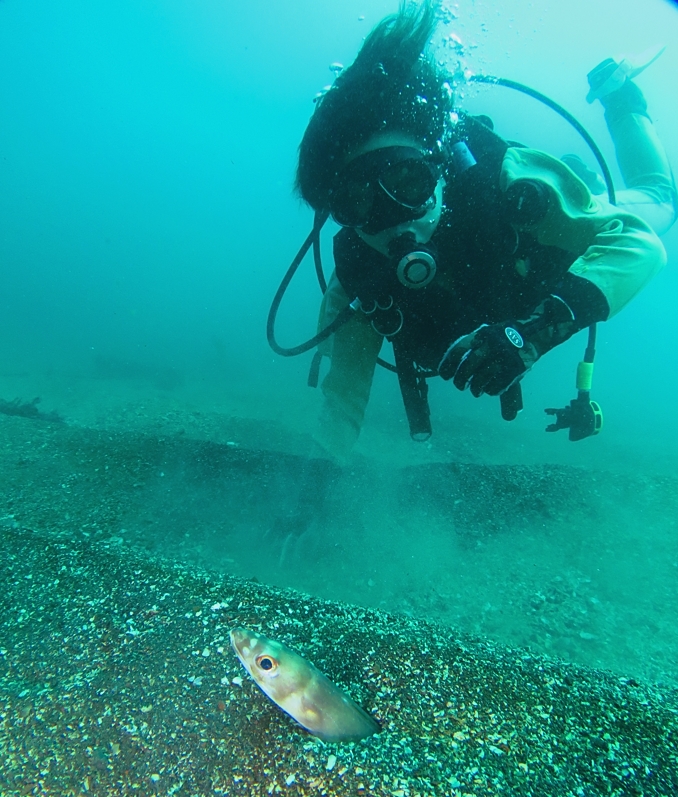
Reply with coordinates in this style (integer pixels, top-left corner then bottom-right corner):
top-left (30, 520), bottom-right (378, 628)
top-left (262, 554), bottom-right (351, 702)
top-left (313, 108), bottom-right (672, 462)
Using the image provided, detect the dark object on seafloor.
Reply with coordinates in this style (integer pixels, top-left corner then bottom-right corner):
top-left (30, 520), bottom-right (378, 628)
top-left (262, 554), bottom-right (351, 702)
top-left (0, 397), bottom-right (65, 423)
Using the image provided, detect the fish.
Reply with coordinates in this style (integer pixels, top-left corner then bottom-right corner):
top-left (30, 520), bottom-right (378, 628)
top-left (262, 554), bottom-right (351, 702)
top-left (229, 628), bottom-right (380, 742)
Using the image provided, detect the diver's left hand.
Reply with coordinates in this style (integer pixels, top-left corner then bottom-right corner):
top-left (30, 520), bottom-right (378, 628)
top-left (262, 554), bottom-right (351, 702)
top-left (438, 322), bottom-right (540, 397)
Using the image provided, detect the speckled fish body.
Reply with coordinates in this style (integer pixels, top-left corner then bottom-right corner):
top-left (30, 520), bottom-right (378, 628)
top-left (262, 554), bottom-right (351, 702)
top-left (229, 628), bottom-right (379, 742)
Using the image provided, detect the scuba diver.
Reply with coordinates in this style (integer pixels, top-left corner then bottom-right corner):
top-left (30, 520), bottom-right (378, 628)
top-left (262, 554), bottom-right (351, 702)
top-left (295, 1), bottom-right (674, 455)
top-left (268, 0), bottom-right (675, 541)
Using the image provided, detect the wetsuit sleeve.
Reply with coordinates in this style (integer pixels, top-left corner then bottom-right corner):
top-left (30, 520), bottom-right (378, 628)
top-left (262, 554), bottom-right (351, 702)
top-left (500, 147), bottom-right (667, 319)
top-left (314, 273), bottom-right (383, 462)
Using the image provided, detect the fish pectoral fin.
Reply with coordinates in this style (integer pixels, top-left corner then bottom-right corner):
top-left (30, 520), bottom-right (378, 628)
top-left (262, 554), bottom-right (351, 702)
top-left (300, 704), bottom-right (322, 724)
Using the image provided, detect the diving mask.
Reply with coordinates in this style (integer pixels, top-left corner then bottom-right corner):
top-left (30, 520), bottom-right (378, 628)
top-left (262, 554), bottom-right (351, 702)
top-left (328, 146), bottom-right (443, 234)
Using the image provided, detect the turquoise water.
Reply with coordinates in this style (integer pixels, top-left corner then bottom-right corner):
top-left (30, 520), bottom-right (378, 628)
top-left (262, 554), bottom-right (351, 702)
top-left (1, 2), bottom-right (678, 794)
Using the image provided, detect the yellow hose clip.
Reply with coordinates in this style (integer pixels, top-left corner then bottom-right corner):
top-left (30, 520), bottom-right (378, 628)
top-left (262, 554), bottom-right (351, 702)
top-left (576, 361), bottom-right (594, 392)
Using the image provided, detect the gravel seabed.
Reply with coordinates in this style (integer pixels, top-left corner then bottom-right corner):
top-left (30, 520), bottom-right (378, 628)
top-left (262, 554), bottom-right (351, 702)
top-left (1, 408), bottom-right (678, 796)
top-left (2, 523), bottom-right (678, 797)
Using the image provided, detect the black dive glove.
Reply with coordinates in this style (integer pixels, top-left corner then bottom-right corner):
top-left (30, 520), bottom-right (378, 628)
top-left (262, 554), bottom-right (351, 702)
top-left (439, 291), bottom-right (606, 397)
top-left (439, 322), bottom-right (539, 397)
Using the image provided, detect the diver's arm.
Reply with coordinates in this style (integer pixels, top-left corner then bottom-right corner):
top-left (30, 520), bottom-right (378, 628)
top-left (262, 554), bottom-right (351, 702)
top-left (501, 146), bottom-right (666, 320)
top-left (439, 147), bottom-right (667, 397)
top-left (314, 274), bottom-right (383, 462)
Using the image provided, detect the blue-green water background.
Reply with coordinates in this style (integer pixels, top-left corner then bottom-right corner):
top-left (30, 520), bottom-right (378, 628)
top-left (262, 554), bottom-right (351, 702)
top-left (1, 0), bottom-right (677, 458)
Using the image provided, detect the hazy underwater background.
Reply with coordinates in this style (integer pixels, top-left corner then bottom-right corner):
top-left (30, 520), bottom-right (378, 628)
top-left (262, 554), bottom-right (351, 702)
top-left (2, 0), bottom-right (678, 690)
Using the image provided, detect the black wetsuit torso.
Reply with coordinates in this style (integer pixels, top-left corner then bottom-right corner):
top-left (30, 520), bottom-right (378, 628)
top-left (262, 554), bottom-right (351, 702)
top-left (333, 120), bottom-right (576, 373)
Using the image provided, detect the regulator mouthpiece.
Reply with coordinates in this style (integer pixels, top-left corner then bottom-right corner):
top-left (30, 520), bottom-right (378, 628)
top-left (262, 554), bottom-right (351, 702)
top-left (389, 234), bottom-right (437, 289)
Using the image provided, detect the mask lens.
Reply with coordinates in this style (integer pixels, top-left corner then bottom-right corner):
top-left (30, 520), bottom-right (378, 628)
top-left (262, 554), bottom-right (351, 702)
top-left (330, 147), bottom-right (439, 229)
top-left (380, 159), bottom-right (438, 208)
top-left (329, 178), bottom-right (375, 228)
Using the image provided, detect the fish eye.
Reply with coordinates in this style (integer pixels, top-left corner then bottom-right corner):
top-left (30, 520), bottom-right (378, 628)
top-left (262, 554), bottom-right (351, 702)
top-left (256, 655), bottom-right (277, 672)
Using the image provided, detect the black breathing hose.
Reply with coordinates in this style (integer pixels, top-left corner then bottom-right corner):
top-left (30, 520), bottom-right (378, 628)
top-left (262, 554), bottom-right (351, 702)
top-left (266, 210), bottom-right (346, 357)
top-left (469, 75), bottom-right (616, 206)
top-left (266, 211), bottom-right (396, 370)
